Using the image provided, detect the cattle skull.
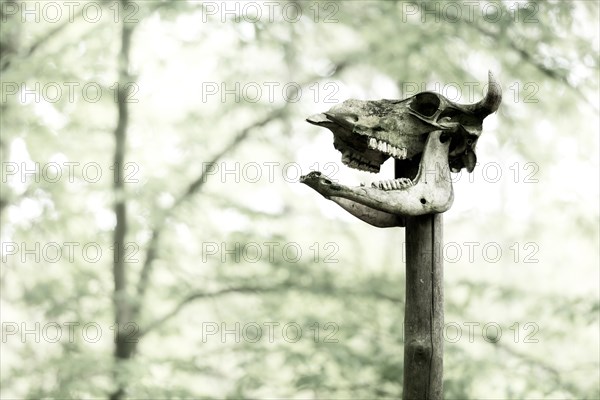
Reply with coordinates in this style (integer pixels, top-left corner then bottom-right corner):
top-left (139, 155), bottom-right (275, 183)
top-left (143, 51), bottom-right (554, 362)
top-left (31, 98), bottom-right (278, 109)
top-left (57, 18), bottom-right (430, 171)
top-left (300, 72), bottom-right (501, 227)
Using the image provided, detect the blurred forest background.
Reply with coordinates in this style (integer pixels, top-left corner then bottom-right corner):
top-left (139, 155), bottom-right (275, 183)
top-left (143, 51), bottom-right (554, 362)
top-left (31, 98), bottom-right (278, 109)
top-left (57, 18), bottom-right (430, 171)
top-left (1, 0), bottom-right (599, 398)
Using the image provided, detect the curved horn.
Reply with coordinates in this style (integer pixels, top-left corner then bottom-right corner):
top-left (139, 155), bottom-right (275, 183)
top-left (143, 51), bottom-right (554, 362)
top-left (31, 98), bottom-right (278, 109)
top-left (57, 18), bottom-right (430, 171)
top-left (464, 71), bottom-right (502, 117)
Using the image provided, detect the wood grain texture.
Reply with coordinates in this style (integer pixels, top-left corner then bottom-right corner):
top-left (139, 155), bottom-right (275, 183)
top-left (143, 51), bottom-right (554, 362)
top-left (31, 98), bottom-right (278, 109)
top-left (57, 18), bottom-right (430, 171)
top-left (402, 214), bottom-right (444, 400)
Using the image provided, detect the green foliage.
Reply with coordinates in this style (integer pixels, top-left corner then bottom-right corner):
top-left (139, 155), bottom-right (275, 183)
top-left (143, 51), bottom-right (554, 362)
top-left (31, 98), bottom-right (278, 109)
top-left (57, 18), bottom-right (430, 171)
top-left (1, 0), bottom-right (598, 399)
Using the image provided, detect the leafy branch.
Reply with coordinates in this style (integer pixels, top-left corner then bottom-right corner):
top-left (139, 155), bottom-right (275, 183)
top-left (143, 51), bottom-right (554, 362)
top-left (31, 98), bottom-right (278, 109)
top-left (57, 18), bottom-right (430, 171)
top-left (139, 278), bottom-right (401, 338)
top-left (133, 65), bottom-right (349, 314)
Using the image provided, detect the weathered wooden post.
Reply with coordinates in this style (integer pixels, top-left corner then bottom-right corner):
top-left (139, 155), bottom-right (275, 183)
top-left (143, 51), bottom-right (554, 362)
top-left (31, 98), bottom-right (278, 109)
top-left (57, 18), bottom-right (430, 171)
top-left (395, 157), bottom-right (444, 399)
top-left (301, 72), bottom-right (501, 398)
top-left (402, 213), bottom-right (443, 399)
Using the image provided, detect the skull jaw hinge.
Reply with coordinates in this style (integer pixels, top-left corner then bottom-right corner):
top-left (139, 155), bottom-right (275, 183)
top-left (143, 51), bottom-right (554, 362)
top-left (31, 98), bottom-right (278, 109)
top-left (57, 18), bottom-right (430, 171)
top-left (300, 130), bottom-right (454, 228)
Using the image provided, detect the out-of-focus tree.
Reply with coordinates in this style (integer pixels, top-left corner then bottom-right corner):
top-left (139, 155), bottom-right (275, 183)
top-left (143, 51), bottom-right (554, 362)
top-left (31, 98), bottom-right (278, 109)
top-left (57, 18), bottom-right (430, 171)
top-left (0, 1), bottom-right (598, 398)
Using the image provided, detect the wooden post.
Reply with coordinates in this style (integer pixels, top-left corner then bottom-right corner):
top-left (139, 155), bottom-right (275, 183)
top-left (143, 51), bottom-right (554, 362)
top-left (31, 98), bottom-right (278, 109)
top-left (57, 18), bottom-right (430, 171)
top-left (402, 214), bottom-right (444, 399)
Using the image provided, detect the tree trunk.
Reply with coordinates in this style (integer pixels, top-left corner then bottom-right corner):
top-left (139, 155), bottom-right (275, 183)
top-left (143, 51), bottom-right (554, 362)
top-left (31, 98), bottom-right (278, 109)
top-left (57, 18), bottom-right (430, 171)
top-left (110, 2), bottom-right (136, 399)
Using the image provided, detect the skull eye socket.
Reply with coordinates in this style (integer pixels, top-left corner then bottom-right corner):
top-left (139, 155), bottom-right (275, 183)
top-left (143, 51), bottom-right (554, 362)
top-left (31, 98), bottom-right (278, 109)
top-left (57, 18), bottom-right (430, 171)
top-left (409, 93), bottom-right (440, 117)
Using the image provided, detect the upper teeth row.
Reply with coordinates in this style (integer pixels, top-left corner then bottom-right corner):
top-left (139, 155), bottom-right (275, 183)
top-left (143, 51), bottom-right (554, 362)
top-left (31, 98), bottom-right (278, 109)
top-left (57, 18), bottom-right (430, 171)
top-left (368, 138), bottom-right (407, 159)
top-left (341, 151), bottom-right (379, 172)
top-left (342, 151), bottom-right (370, 165)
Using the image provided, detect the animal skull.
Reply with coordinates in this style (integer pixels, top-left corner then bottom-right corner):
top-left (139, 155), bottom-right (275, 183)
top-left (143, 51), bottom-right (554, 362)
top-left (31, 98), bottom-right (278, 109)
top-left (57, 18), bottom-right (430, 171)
top-left (300, 72), bottom-right (501, 227)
